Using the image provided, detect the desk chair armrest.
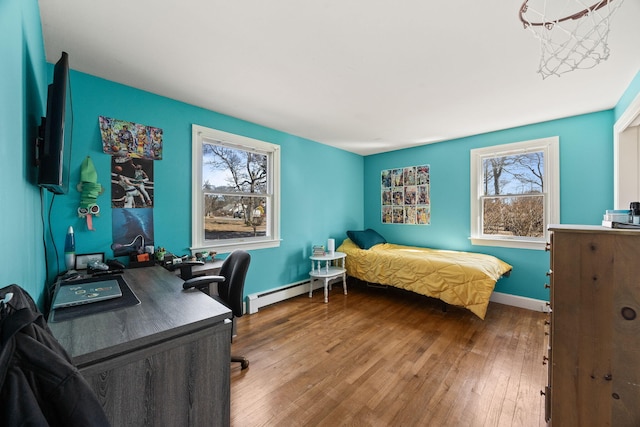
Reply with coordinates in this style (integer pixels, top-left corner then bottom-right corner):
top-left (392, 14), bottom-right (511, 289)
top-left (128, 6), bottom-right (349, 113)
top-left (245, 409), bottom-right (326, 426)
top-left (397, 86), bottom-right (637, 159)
top-left (166, 260), bottom-right (205, 280)
top-left (183, 275), bottom-right (225, 290)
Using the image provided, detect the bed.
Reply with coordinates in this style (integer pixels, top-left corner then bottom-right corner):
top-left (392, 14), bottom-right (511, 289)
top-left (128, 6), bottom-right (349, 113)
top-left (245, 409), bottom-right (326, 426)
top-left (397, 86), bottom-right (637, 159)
top-left (337, 229), bottom-right (512, 319)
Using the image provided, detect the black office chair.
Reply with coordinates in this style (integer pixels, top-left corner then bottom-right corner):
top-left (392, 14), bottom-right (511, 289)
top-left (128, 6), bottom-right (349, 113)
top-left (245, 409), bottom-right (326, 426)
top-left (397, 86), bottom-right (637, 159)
top-left (169, 251), bottom-right (251, 370)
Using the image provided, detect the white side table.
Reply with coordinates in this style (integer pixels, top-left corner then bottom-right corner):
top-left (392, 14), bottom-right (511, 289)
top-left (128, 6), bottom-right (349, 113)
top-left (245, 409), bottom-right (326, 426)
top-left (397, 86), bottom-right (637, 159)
top-left (309, 251), bottom-right (347, 303)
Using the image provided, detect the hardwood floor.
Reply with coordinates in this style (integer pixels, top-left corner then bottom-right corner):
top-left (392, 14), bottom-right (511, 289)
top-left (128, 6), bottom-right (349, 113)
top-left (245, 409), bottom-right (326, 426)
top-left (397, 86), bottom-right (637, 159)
top-left (230, 280), bottom-right (548, 426)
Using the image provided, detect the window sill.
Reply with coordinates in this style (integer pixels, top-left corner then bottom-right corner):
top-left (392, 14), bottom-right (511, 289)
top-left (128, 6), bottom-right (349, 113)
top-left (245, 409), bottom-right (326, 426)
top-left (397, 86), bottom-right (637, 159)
top-left (469, 237), bottom-right (547, 251)
top-left (191, 238), bottom-right (281, 255)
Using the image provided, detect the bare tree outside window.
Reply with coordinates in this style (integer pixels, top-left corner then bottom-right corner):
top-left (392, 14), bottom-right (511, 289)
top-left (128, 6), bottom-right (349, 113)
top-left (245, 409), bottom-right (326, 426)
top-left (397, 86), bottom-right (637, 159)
top-left (202, 144), bottom-right (268, 240)
top-left (481, 152), bottom-right (544, 238)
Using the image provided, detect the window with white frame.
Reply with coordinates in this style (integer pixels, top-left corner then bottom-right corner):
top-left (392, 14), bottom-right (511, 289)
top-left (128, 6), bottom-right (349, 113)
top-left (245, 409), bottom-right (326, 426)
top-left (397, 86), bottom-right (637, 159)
top-left (191, 125), bottom-right (280, 253)
top-left (470, 136), bottom-right (559, 250)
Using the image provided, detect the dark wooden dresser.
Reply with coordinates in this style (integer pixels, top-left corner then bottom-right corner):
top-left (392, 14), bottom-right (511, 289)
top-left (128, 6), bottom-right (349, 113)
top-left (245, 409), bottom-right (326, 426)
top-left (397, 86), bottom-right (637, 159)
top-left (545, 225), bottom-right (640, 426)
top-left (49, 266), bottom-right (232, 427)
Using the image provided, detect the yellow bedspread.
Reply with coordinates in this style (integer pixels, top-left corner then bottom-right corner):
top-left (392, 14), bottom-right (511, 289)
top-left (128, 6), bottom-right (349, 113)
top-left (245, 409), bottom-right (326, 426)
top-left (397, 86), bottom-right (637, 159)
top-left (337, 238), bottom-right (512, 319)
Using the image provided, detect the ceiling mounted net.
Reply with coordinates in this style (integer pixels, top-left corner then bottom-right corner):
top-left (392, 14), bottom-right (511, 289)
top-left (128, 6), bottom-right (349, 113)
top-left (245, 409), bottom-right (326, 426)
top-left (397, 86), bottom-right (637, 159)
top-left (519, 0), bottom-right (625, 78)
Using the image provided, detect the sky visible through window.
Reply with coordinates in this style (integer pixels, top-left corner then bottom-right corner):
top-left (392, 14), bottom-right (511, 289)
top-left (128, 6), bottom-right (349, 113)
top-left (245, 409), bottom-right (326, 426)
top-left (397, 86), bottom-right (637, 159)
top-left (203, 148), bottom-right (235, 189)
top-left (483, 151), bottom-right (544, 196)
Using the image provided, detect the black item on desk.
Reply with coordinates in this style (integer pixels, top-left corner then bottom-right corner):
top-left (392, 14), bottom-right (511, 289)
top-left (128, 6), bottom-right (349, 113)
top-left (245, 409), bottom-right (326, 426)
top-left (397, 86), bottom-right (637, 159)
top-left (92, 268), bottom-right (124, 277)
top-left (161, 253), bottom-right (177, 266)
top-left (106, 258), bottom-right (126, 270)
top-left (60, 270), bottom-right (81, 281)
top-left (0, 284), bottom-right (110, 426)
top-left (173, 251), bottom-right (251, 369)
top-left (128, 259), bottom-right (156, 269)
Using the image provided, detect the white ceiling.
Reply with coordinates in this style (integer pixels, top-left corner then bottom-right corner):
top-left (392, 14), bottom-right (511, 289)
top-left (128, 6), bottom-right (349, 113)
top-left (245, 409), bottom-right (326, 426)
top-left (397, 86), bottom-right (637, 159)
top-left (38, 0), bottom-right (640, 156)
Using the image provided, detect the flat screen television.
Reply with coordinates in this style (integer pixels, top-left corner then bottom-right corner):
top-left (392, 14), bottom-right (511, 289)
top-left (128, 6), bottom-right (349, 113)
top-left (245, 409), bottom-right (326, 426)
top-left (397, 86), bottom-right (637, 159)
top-left (37, 52), bottom-right (73, 194)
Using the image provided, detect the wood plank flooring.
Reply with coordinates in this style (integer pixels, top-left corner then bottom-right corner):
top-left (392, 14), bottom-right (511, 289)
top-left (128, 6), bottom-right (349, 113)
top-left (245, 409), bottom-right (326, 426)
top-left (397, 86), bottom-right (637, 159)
top-left (230, 280), bottom-right (548, 426)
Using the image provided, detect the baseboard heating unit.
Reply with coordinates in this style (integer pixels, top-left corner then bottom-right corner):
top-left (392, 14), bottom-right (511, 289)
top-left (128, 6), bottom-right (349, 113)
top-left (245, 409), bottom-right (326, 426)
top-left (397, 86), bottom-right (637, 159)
top-left (246, 279), bottom-right (329, 314)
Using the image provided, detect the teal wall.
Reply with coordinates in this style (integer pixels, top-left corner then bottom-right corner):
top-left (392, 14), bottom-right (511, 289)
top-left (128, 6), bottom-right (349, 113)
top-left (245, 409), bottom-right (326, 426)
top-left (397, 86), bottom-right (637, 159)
top-left (0, 0), bottom-right (48, 305)
top-left (363, 111), bottom-right (615, 301)
top-left (44, 71), bottom-right (364, 297)
top-left (4, 0), bottom-right (640, 307)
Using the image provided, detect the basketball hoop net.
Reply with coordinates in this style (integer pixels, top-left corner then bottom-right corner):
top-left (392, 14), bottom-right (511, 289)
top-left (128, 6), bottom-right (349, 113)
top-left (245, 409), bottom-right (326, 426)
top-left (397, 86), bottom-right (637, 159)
top-left (519, 0), bottom-right (625, 78)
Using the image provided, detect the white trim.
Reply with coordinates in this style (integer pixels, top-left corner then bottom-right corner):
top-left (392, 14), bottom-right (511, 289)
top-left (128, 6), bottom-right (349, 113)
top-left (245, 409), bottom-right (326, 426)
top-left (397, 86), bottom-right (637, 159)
top-left (192, 125), bottom-right (204, 249)
top-left (614, 91), bottom-right (640, 208)
top-left (489, 291), bottom-right (550, 313)
top-left (614, 91), bottom-right (640, 133)
top-left (191, 239), bottom-right (282, 255)
top-left (469, 237), bottom-right (547, 250)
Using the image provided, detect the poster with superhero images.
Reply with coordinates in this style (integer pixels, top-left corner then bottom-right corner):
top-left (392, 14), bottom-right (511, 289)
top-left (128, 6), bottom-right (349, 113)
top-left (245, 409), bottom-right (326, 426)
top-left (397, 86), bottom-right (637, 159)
top-left (99, 116), bottom-right (163, 160)
top-left (381, 164), bottom-right (430, 225)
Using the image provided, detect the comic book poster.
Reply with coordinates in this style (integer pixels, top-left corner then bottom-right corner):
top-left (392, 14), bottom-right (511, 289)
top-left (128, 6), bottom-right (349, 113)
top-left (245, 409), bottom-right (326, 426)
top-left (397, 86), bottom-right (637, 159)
top-left (381, 164), bottom-right (430, 225)
top-left (99, 116), bottom-right (163, 160)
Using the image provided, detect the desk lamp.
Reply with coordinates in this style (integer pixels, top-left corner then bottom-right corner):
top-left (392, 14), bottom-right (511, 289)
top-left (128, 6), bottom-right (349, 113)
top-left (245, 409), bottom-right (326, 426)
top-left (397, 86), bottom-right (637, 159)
top-left (111, 234), bottom-right (145, 254)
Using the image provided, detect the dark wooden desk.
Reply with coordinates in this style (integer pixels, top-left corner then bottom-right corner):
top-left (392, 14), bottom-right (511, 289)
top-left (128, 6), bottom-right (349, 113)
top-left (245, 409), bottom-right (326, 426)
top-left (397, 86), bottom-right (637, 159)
top-left (49, 266), bottom-right (232, 427)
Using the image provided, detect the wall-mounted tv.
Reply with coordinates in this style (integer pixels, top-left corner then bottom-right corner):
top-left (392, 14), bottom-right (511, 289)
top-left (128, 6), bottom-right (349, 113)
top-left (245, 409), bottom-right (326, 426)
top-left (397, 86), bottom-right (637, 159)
top-left (37, 51), bottom-right (73, 194)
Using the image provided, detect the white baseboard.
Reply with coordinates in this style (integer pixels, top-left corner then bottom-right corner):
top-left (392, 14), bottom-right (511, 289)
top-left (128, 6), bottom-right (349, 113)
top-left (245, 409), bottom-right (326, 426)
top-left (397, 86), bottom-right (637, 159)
top-left (246, 281), bottom-right (550, 314)
top-left (490, 291), bottom-right (550, 313)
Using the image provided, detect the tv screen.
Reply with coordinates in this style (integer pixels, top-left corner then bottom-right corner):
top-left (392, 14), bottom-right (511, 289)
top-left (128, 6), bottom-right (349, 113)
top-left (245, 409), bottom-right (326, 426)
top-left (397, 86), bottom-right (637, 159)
top-left (38, 52), bottom-right (73, 194)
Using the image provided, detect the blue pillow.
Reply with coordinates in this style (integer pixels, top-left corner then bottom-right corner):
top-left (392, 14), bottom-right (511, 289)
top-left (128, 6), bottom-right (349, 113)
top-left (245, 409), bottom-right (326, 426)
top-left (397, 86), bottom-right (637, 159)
top-left (347, 229), bottom-right (386, 250)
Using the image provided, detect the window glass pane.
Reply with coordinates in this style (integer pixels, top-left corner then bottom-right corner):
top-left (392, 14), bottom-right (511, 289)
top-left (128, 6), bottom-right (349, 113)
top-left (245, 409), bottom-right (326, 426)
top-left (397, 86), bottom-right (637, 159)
top-left (202, 143), bottom-right (268, 194)
top-left (482, 195), bottom-right (544, 238)
top-left (482, 151), bottom-right (544, 196)
top-left (201, 142), bottom-right (269, 242)
top-left (203, 194), bottom-right (267, 240)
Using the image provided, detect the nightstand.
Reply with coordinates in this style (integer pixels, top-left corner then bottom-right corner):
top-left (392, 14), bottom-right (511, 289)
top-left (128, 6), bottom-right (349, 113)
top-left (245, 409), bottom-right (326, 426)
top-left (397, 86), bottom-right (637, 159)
top-left (309, 251), bottom-right (347, 303)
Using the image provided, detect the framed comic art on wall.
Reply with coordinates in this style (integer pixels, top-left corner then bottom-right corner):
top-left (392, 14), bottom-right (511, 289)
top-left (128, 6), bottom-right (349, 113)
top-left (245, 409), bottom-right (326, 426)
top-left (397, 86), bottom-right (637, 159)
top-left (381, 165), bottom-right (430, 225)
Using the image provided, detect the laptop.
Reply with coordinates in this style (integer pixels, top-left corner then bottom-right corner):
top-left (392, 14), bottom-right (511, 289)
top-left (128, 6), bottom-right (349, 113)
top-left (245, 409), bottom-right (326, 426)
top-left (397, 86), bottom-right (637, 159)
top-left (52, 279), bottom-right (123, 309)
